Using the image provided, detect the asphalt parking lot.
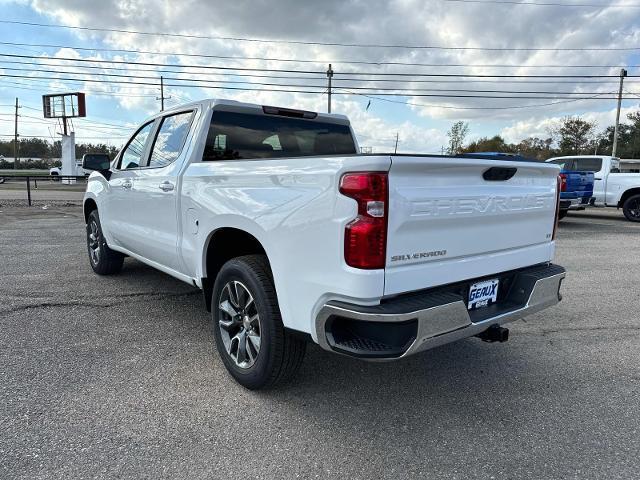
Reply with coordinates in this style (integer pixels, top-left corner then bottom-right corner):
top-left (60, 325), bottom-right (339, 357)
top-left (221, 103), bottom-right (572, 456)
top-left (1, 206), bottom-right (639, 479)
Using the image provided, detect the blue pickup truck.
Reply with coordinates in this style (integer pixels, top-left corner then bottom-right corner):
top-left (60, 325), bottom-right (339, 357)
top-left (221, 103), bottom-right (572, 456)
top-left (461, 153), bottom-right (594, 220)
top-left (546, 159), bottom-right (594, 219)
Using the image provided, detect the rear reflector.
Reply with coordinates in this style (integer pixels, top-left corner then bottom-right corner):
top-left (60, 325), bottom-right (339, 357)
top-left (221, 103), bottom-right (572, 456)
top-left (340, 172), bottom-right (388, 269)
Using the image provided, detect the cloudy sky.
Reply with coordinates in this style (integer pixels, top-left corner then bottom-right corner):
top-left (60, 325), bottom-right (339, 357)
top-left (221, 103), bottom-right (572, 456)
top-left (0, 0), bottom-right (639, 153)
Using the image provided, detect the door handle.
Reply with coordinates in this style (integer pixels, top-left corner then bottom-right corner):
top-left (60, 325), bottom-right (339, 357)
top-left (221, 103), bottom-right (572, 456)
top-left (122, 180), bottom-right (132, 189)
top-left (159, 181), bottom-right (175, 192)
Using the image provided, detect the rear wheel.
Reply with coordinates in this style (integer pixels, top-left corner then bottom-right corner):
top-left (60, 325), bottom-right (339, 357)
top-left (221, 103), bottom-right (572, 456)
top-left (622, 194), bottom-right (640, 222)
top-left (86, 210), bottom-right (124, 275)
top-left (211, 255), bottom-right (306, 389)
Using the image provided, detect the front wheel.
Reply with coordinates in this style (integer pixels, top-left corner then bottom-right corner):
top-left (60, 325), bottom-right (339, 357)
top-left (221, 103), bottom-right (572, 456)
top-left (622, 194), bottom-right (640, 222)
top-left (86, 210), bottom-right (124, 275)
top-left (211, 255), bottom-right (306, 389)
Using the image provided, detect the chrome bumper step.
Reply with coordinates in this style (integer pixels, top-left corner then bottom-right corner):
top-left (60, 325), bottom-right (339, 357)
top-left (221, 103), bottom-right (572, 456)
top-left (315, 263), bottom-right (565, 359)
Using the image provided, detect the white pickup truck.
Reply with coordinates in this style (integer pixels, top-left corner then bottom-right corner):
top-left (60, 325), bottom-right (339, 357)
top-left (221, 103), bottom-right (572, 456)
top-left (49, 161), bottom-right (85, 177)
top-left (83, 99), bottom-right (565, 389)
top-left (547, 155), bottom-right (640, 222)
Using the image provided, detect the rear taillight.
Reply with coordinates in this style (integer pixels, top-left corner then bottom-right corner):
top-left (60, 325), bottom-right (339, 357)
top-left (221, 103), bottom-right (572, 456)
top-left (559, 173), bottom-right (567, 192)
top-left (339, 172), bottom-right (388, 269)
top-left (553, 175), bottom-right (561, 240)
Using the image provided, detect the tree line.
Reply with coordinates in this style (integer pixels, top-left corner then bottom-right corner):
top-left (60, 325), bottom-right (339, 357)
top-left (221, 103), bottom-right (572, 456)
top-left (0, 138), bottom-right (120, 169)
top-left (447, 110), bottom-right (640, 160)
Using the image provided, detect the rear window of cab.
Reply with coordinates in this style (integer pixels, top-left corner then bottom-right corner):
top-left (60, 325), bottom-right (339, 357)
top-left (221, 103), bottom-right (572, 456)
top-left (202, 111), bottom-right (356, 161)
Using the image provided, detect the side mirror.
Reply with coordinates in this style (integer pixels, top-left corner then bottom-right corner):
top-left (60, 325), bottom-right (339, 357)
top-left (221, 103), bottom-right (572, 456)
top-left (82, 156), bottom-right (111, 171)
top-left (82, 155), bottom-right (112, 180)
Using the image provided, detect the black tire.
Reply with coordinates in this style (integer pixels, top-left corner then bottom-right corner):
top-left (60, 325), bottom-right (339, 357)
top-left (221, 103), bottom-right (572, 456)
top-left (211, 255), bottom-right (306, 390)
top-left (622, 194), bottom-right (640, 222)
top-left (86, 210), bottom-right (124, 275)
top-left (558, 209), bottom-right (568, 220)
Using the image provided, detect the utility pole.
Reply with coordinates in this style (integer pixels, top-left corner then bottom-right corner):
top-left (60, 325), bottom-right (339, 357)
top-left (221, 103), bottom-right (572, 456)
top-left (13, 97), bottom-right (19, 169)
top-left (326, 64), bottom-right (334, 113)
top-left (394, 132), bottom-right (399, 154)
top-left (157, 76), bottom-right (170, 111)
top-left (612, 68), bottom-right (628, 158)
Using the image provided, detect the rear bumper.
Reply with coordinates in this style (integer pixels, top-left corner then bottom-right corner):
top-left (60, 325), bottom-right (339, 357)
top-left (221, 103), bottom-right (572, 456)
top-left (560, 196), bottom-right (592, 211)
top-left (315, 263), bottom-right (565, 360)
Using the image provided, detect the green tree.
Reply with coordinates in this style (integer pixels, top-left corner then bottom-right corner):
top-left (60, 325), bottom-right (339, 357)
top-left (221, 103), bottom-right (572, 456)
top-left (513, 137), bottom-right (555, 160)
top-left (597, 111), bottom-right (640, 158)
top-left (75, 143), bottom-right (119, 160)
top-left (462, 135), bottom-right (511, 154)
top-left (0, 138), bottom-right (122, 165)
top-left (446, 121), bottom-right (469, 155)
top-left (552, 116), bottom-right (596, 155)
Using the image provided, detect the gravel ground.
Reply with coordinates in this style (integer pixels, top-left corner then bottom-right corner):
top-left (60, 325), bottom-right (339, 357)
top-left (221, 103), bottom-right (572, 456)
top-left (0, 206), bottom-right (639, 479)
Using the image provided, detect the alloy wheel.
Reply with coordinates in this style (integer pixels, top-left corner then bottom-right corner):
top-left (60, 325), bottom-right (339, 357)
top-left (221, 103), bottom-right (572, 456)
top-left (628, 198), bottom-right (640, 219)
top-left (218, 280), bottom-right (261, 369)
top-left (88, 221), bottom-right (101, 265)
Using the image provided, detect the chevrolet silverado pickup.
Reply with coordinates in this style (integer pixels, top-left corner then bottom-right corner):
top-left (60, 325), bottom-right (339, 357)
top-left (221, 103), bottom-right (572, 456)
top-left (83, 99), bottom-right (565, 389)
top-left (548, 155), bottom-right (640, 222)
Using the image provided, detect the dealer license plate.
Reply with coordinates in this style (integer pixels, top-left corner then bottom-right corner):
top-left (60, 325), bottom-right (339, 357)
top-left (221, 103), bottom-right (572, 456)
top-left (468, 279), bottom-right (499, 310)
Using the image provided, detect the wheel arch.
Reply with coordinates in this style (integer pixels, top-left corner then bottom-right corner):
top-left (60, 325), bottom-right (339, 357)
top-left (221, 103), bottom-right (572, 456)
top-left (201, 227), bottom-right (270, 312)
top-left (618, 188), bottom-right (640, 208)
top-left (83, 197), bottom-right (98, 223)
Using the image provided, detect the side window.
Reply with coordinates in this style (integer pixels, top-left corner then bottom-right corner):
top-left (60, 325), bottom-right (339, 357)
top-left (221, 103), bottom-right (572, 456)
top-left (262, 134), bottom-right (282, 151)
top-left (550, 159), bottom-right (574, 170)
top-left (119, 122), bottom-right (154, 169)
top-left (573, 158), bottom-right (602, 172)
top-left (149, 111), bottom-right (195, 168)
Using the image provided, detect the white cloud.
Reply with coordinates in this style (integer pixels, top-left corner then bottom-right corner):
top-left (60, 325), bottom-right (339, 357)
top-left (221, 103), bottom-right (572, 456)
top-left (9, 0), bottom-right (640, 148)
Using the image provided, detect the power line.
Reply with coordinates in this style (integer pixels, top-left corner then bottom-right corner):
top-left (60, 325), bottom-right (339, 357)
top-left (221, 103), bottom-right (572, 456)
top-left (1, 78), bottom-right (627, 112)
top-left (0, 47), bottom-right (323, 74)
top-left (18, 113), bottom-right (132, 130)
top-left (339, 88), bottom-right (618, 110)
top-left (2, 53), bottom-right (636, 81)
top-left (0, 72), bottom-right (629, 99)
top-left (0, 78), bottom-right (158, 98)
top-left (0, 54), bottom-right (633, 78)
top-left (1, 65), bottom-right (632, 95)
top-left (1, 19), bottom-right (638, 51)
top-left (0, 58), bottom-right (322, 80)
top-left (2, 58), bottom-right (636, 86)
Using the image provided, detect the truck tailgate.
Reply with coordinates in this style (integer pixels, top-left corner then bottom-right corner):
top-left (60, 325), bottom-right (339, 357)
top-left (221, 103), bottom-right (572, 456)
top-left (384, 156), bottom-right (559, 296)
top-left (563, 171), bottom-right (594, 196)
